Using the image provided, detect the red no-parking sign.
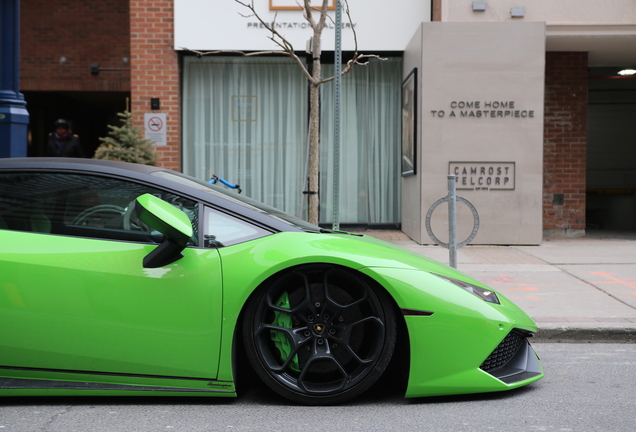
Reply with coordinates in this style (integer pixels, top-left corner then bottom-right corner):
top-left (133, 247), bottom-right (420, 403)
top-left (144, 113), bottom-right (167, 146)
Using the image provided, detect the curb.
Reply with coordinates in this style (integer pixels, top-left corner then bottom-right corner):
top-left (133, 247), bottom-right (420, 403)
top-left (533, 327), bottom-right (636, 343)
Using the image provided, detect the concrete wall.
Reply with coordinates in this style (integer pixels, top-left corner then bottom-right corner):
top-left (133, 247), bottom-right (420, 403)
top-left (402, 22), bottom-right (545, 245)
top-left (401, 25), bottom-right (424, 239)
top-left (440, 0), bottom-right (636, 24)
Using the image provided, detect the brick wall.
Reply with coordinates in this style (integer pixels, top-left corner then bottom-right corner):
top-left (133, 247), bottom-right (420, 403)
top-left (20, 0), bottom-right (130, 91)
top-left (543, 52), bottom-right (588, 236)
top-left (130, 0), bottom-right (181, 171)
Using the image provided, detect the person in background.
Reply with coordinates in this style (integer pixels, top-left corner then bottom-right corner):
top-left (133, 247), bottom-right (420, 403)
top-left (46, 119), bottom-right (84, 157)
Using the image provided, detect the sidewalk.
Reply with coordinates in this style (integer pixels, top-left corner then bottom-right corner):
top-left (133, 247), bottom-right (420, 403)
top-left (353, 230), bottom-right (636, 343)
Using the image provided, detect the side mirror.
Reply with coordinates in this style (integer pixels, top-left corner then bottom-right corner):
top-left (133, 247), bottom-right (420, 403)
top-left (134, 193), bottom-right (194, 268)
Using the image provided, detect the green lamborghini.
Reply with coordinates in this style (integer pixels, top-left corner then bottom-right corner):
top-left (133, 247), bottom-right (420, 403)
top-left (0, 158), bottom-right (543, 405)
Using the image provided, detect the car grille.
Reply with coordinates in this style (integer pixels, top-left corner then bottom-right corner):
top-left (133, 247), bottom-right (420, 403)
top-left (480, 330), bottom-right (524, 373)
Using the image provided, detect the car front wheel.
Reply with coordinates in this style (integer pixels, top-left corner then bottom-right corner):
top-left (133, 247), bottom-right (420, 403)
top-left (243, 264), bottom-right (397, 405)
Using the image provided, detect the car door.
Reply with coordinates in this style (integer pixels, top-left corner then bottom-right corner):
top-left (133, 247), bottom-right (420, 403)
top-left (0, 172), bottom-right (223, 380)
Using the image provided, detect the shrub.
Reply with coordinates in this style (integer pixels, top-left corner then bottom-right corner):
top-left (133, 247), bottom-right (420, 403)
top-left (94, 109), bottom-right (159, 166)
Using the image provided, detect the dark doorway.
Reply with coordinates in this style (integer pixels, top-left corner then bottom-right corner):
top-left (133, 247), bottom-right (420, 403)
top-left (587, 68), bottom-right (636, 235)
top-left (24, 91), bottom-right (129, 158)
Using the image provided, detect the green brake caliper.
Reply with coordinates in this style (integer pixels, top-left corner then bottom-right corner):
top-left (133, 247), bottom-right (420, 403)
top-left (271, 292), bottom-right (300, 372)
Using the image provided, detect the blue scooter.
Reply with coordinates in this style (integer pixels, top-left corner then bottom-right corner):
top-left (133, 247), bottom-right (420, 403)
top-left (208, 175), bottom-right (242, 194)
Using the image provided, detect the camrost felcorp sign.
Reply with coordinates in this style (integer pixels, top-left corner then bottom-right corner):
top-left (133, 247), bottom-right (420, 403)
top-left (449, 162), bottom-right (515, 191)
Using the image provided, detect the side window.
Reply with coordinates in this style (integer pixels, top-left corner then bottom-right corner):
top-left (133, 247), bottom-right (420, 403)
top-left (203, 206), bottom-right (270, 247)
top-left (0, 172), bottom-right (198, 245)
top-left (0, 173), bottom-right (57, 234)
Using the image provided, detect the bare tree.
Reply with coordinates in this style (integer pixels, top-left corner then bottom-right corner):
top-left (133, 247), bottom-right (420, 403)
top-left (185, 0), bottom-right (383, 225)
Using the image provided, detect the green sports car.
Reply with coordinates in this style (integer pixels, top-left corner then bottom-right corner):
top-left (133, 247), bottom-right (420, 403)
top-left (0, 158), bottom-right (543, 405)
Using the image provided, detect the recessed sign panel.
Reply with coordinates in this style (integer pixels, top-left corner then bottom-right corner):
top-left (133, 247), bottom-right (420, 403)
top-left (174, 0), bottom-right (431, 51)
top-left (270, 0), bottom-right (335, 10)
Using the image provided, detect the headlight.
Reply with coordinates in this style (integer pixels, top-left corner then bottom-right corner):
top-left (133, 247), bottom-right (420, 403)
top-left (432, 273), bottom-right (500, 304)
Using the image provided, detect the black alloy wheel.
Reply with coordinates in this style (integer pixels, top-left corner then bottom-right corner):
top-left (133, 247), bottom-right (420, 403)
top-left (243, 264), bottom-right (397, 405)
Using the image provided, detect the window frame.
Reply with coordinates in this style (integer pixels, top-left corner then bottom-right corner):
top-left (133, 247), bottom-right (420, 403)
top-left (0, 171), bottom-right (200, 246)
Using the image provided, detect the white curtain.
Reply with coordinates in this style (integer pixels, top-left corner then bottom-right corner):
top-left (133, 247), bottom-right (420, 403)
top-left (183, 56), bottom-right (308, 217)
top-left (183, 56), bottom-right (402, 225)
top-left (320, 58), bottom-right (402, 224)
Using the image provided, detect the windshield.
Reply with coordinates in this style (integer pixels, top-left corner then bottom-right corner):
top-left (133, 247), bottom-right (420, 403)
top-left (151, 170), bottom-right (321, 232)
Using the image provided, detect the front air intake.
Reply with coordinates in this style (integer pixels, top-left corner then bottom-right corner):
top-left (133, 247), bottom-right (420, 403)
top-left (481, 330), bottom-right (525, 372)
top-left (480, 330), bottom-right (542, 384)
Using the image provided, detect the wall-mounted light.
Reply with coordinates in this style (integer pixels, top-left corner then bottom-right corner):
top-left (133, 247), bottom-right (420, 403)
top-left (618, 68), bottom-right (636, 76)
top-left (59, 56), bottom-right (67, 64)
top-left (472, 1), bottom-right (486, 11)
top-left (90, 63), bottom-right (131, 75)
top-left (511, 7), bottom-right (525, 17)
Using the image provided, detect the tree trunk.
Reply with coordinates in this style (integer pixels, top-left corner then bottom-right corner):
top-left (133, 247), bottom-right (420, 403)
top-left (307, 60), bottom-right (321, 226)
top-left (307, 6), bottom-right (325, 226)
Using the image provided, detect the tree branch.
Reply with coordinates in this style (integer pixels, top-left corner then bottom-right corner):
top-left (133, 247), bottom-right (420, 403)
top-left (315, 54), bottom-right (387, 85)
top-left (183, 49), bottom-right (290, 58)
top-left (182, 0), bottom-right (386, 86)
top-left (183, 0), bottom-right (323, 83)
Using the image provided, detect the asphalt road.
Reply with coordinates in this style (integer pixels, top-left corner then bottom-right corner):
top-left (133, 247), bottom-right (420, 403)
top-left (1, 343), bottom-right (635, 432)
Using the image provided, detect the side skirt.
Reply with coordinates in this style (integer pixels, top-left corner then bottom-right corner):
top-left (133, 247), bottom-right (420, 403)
top-left (0, 366), bottom-right (235, 396)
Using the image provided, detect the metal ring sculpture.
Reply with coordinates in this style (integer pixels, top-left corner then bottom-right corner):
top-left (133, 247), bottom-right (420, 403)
top-left (425, 195), bottom-right (480, 248)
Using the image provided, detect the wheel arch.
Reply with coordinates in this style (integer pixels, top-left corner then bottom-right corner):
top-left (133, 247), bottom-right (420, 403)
top-left (231, 262), bottom-right (410, 401)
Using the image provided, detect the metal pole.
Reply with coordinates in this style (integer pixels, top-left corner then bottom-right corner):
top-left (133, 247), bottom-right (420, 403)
top-left (332, 0), bottom-right (342, 231)
top-left (448, 175), bottom-right (457, 268)
top-left (0, 0), bottom-right (29, 157)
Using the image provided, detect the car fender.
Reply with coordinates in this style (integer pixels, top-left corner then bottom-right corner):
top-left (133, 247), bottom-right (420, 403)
top-left (213, 231), bottom-right (536, 388)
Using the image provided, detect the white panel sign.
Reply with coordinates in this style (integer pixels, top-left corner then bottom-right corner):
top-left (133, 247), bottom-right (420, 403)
top-left (174, 0), bottom-right (430, 52)
top-left (144, 113), bottom-right (167, 146)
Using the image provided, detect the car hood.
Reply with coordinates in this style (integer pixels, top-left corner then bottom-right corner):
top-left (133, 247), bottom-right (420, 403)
top-left (238, 231), bottom-right (486, 289)
top-left (311, 231), bottom-right (485, 285)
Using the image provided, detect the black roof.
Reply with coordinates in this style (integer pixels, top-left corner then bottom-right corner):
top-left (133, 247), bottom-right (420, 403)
top-left (0, 157), bottom-right (162, 175)
top-left (0, 157), bottom-right (302, 233)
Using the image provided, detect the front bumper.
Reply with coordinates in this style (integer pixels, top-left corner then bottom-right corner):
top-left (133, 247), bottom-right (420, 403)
top-left (361, 266), bottom-right (544, 398)
top-left (404, 316), bottom-right (544, 398)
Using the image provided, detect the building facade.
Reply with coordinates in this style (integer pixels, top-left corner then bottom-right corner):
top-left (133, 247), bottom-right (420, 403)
top-left (18, 0), bottom-right (636, 243)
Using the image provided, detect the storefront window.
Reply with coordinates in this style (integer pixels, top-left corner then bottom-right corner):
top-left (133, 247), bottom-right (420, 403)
top-left (183, 55), bottom-right (402, 225)
top-left (183, 56), bottom-right (308, 217)
top-left (320, 58), bottom-right (402, 224)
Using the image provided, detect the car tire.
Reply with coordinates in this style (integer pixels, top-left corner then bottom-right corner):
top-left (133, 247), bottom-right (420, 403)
top-left (243, 264), bottom-right (397, 405)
